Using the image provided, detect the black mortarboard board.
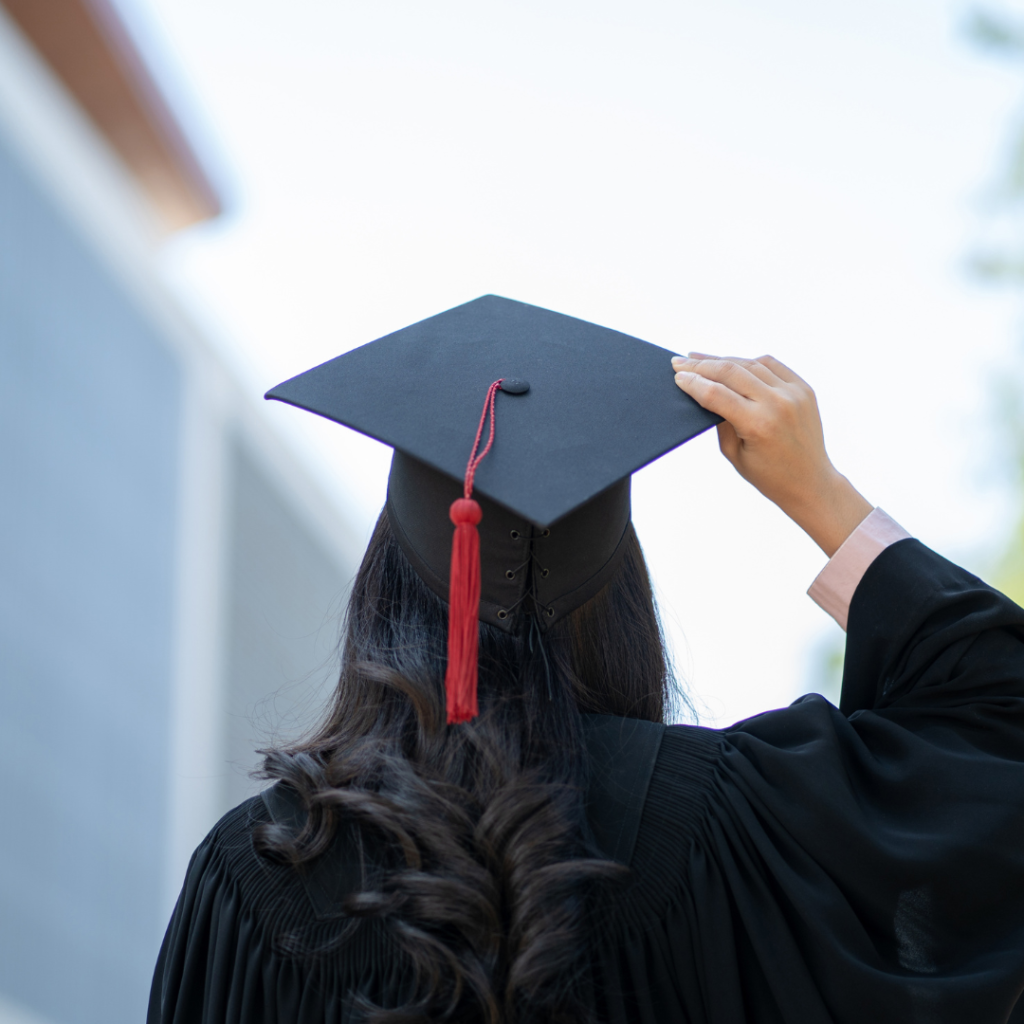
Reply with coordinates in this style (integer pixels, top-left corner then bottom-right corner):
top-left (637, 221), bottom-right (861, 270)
top-left (267, 294), bottom-right (719, 721)
top-left (266, 294), bottom-right (718, 529)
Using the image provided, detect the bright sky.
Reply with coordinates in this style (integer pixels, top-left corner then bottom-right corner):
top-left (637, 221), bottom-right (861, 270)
top-left (120, 0), bottom-right (1024, 725)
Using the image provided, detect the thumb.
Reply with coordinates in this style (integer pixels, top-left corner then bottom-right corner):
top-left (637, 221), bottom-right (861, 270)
top-left (716, 420), bottom-right (742, 466)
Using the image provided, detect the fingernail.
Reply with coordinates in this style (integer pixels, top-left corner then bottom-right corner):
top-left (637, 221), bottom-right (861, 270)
top-left (674, 371), bottom-right (690, 382)
top-left (671, 355), bottom-right (687, 365)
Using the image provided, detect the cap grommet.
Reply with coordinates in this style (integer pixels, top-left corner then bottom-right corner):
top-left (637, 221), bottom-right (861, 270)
top-left (540, 568), bottom-right (549, 578)
top-left (500, 379), bottom-right (530, 394)
top-left (545, 607), bottom-right (555, 617)
top-left (510, 530), bottom-right (521, 540)
top-left (505, 570), bottom-right (516, 580)
top-left (497, 609), bottom-right (508, 619)
top-left (541, 528), bottom-right (551, 537)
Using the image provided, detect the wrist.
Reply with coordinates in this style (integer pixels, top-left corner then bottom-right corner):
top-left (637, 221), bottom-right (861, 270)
top-left (784, 469), bottom-right (873, 557)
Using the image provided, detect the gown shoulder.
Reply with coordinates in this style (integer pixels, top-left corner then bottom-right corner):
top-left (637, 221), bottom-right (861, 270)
top-left (148, 791), bottom-right (407, 1024)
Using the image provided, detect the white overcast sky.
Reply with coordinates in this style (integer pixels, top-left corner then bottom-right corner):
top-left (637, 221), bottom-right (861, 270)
top-left (120, 0), bottom-right (1024, 725)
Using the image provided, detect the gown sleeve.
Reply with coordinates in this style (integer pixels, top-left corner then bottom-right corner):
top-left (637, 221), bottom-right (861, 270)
top-left (677, 539), bottom-right (1024, 1024)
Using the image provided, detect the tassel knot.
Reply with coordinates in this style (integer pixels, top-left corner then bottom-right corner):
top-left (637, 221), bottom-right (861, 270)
top-left (449, 498), bottom-right (482, 527)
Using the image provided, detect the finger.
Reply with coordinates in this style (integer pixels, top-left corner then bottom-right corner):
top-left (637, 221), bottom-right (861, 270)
top-left (728, 359), bottom-right (783, 388)
top-left (673, 357), bottom-right (772, 402)
top-left (672, 352), bottom-right (722, 367)
top-left (684, 352), bottom-right (786, 389)
top-left (755, 354), bottom-right (806, 387)
top-left (674, 369), bottom-right (751, 422)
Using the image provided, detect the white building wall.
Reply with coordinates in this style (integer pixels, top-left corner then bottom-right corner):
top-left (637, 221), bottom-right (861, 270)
top-left (0, 7), bottom-right (361, 1022)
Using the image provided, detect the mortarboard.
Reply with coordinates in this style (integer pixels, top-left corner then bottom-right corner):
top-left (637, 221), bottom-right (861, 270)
top-left (266, 294), bottom-right (719, 721)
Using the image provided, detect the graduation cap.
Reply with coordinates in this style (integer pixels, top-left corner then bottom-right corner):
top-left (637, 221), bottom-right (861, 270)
top-left (266, 294), bottom-right (718, 722)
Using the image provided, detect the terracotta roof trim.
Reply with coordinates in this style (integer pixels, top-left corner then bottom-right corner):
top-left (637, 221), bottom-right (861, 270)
top-left (3, 0), bottom-right (221, 230)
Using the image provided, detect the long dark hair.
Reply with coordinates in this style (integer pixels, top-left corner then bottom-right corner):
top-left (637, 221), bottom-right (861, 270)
top-left (258, 508), bottom-right (674, 1022)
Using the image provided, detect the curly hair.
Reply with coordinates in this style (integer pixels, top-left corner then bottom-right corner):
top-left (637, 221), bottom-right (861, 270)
top-left (256, 508), bottom-right (675, 1022)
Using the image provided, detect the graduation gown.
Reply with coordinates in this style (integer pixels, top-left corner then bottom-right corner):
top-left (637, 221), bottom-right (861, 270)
top-left (149, 539), bottom-right (1024, 1022)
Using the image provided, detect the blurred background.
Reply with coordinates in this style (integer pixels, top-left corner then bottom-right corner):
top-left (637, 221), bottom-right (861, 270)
top-left (3, 0), bottom-right (1024, 1020)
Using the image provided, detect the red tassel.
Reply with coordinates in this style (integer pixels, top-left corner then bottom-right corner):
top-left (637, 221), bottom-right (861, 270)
top-left (445, 379), bottom-right (503, 724)
top-left (445, 497), bottom-right (482, 723)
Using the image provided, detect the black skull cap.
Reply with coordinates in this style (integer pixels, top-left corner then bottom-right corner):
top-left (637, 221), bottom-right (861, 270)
top-left (265, 294), bottom-right (720, 529)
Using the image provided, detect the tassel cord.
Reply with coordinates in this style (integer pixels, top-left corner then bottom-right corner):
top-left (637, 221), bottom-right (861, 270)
top-left (463, 380), bottom-right (503, 498)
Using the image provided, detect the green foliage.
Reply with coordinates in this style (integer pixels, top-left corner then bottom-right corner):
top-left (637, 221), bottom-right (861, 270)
top-left (966, 9), bottom-right (1024, 280)
top-left (971, 11), bottom-right (1024, 603)
top-left (994, 519), bottom-right (1024, 604)
top-left (807, 631), bottom-right (845, 708)
top-left (967, 9), bottom-right (1024, 56)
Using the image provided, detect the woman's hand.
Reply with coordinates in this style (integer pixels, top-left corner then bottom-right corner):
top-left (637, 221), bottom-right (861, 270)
top-left (671, 353), bottom-right (873, 557)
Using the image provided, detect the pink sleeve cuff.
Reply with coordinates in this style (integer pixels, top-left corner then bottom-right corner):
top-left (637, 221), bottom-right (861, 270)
top-left (807, 508), bottom-right (911, 631)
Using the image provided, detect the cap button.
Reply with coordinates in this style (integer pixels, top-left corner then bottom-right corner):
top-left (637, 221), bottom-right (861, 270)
top-left (500, 379), bottom-right (530, 394)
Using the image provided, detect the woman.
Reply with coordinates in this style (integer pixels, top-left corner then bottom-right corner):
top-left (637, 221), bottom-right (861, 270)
top-left (150, 297), bottom-right (1024, 1023)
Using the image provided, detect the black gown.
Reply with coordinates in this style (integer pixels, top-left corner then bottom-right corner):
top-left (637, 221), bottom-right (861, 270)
top-left (149, 539), bottom-right (1024, 1022)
